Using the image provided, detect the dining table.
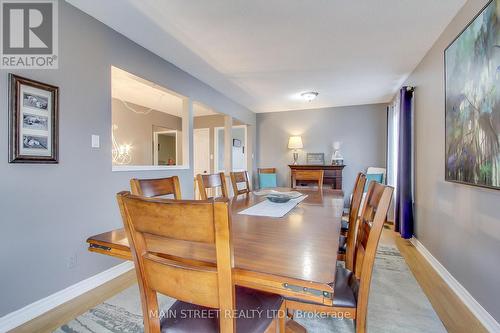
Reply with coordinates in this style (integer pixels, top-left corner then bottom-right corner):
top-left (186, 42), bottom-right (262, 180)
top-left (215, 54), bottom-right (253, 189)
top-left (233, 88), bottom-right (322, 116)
top-left (86, 188), bottom-right (344, 331)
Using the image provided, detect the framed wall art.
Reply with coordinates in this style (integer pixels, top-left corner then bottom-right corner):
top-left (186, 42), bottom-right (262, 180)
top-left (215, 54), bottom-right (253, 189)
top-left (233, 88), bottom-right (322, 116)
top-left (9, 74), bottom-right (59, 163)
top-left (445, 0), bottom-right (499, 189)
top-left (306, 153), bottom-right (325, 165)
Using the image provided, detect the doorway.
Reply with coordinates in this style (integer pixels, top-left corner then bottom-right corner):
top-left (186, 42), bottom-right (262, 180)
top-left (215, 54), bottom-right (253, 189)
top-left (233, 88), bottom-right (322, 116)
top-left (193, 128), bottom-right (210, 175)
top-left (153, 129), bottom-right (177, 165)
top-left (214, 125), bottom-right (247, 172)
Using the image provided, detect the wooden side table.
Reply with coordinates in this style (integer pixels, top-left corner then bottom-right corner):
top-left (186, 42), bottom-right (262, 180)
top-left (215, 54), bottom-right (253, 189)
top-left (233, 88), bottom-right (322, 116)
top-left (289, 164), bottom-right (345, 190)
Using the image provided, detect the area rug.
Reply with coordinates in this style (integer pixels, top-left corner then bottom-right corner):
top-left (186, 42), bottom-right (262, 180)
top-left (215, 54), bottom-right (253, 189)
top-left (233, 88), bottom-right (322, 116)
top-left (54, 244), bottom-right (446, 333)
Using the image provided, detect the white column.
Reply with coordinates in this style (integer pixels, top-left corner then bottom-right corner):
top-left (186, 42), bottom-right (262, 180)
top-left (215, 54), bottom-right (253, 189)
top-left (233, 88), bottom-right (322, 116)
top-left (182, 98), bottom-right (193, 168)
top-left (246, 124), bottom-right (255, 188)
top-left (223, 115), bottom-right (233, 174)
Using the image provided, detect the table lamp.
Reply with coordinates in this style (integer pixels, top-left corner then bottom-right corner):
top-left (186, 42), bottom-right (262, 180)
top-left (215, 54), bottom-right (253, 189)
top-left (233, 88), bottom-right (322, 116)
top-left (288, 136), bottom-right (303, 165)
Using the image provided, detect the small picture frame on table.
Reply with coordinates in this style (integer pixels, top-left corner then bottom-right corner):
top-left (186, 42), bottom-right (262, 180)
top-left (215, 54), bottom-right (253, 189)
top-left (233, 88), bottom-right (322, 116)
top-left (8, 74), bottom-right (59, 163)
top-left (306, 153), bottom-right (325, 165)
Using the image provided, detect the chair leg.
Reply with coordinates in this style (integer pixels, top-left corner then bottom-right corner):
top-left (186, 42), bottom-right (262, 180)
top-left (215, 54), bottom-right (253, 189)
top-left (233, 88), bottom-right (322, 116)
top-left (279, 302), bottom-right (286, 332)
top-left (355, 317), bottom-right (366, 333)
top-left (264, 318), bottom-right (277, 333)
top-left (285, 320), bottom-right (307, 333)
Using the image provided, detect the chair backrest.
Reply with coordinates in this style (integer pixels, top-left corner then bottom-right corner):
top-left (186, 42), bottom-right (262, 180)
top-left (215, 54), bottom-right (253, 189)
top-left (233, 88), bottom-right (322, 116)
top-left (117, 192), bottom-right (235, 333)
top-left (344, 172), bottom-right (367, 271)
top-left (197, 172), bottom-right (229, 200)
top-left (130, 176), bottom-right (182, 199)
top-left (291, 169), bottom-right (324, 190)
top-left (258, 168), bottom-right (276, 174)
top-left (258, 168), bottom-right (277, 189)
top-left (352, 182), bottom-right (393, 328)
top-left (230, 171), bottom-right (251, 197)
top-left (366, 167), bottom-right (386, 184)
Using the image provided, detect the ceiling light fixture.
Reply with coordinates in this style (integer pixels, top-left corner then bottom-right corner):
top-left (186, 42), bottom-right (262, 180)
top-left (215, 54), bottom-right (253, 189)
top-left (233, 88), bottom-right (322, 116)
top-left (301, 91), bottom-right (318, 102)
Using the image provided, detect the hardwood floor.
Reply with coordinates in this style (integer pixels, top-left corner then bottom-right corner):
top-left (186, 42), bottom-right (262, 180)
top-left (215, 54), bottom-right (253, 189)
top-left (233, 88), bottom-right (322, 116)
top-left (393, 231), bottom-right (488, 333)
top-left (10, 228), bottom-right (488, 333)
top-left (9, 270), bottom-right (136, 333)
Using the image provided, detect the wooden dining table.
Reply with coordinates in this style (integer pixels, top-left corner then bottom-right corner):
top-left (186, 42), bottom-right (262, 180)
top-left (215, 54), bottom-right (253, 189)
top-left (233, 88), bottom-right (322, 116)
top-left (87, 188), bottom-right (343, 314)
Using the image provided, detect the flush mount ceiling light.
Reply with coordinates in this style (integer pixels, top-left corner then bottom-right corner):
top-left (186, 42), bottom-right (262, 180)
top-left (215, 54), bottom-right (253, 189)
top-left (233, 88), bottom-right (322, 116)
top-left (301, 91), bottom-right (318, 102)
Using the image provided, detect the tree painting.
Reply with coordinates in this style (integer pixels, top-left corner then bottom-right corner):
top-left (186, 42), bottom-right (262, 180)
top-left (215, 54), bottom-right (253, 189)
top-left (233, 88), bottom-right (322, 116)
top-left (445, 0), bottom-right (500, 189)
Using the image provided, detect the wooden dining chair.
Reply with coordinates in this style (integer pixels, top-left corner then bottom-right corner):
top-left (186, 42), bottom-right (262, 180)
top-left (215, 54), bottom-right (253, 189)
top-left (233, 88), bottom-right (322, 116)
top-left (117, 192), bottom-right (285, 333)
top-left (130, 176), bottom-right (181, 199)
top-left (291, 169), bottom-right (324, 190)
top-left (258, 167), bottom-right (276, 174)
top-left (197, 172), bottom-right (229, 200)
top-left (338, 173), bottom-right (366, 270)
top-left (286, 182), bottom-right (394, 333)
top-left (230, 171), bottom-right (251, 197)
top-left (258, 168), bottom-right (277, 189)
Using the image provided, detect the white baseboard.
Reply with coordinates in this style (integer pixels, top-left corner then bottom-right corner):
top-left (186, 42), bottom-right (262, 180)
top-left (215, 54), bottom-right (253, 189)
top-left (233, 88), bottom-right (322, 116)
top-left (0, 261), bottom-right (134, 333)
top-left (410, 237), bottom-right (500, 332)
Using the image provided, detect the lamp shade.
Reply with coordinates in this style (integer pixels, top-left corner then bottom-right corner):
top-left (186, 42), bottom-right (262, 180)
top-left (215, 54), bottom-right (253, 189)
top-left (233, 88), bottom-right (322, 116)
top-left (288, 136), bottom-right (303, 149)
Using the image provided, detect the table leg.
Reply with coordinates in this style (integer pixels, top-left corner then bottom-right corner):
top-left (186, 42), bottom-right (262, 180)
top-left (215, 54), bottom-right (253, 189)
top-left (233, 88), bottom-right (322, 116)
top-left (286, 319), bottom-right (307, 333)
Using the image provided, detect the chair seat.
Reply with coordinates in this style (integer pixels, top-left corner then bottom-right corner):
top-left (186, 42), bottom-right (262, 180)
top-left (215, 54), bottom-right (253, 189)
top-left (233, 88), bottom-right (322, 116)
top-left (328, 266), bottom-right (358, 308)
top-left (338, 235), bottom-right (347, 254)
top-left (287, 267), bottom-right (358, 309)
top-left (160, 286), bottom-right (283, 333)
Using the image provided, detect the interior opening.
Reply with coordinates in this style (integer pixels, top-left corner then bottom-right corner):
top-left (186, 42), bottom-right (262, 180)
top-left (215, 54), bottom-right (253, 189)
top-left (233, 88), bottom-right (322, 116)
top-left (111, 66), bottom-right (188, 169)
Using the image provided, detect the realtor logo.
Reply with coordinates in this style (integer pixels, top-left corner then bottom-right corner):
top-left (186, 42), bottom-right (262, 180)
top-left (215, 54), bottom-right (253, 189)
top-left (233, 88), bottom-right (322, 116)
top-left (1, 0), bottom-right (58, 68)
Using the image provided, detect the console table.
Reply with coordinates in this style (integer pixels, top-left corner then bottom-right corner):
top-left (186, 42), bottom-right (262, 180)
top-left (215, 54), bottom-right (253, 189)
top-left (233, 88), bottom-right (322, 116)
top-left (289, 164), bottom-right (345, 190)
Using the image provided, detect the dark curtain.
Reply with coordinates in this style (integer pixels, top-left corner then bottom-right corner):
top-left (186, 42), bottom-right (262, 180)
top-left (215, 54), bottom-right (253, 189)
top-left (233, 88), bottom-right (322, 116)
top-left (395, 87), bottom-right (414, 239)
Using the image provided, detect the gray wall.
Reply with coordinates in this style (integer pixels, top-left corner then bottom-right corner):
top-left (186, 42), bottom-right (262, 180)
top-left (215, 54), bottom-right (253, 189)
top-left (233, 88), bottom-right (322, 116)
top-left (404, 0), bottom-right (500, 321)
top-left (256, 104), bottom-right (387, 200)
top-left (0, 2), bottom-right (255, 317)
top-left (112, 98), bottom-right (182, 165)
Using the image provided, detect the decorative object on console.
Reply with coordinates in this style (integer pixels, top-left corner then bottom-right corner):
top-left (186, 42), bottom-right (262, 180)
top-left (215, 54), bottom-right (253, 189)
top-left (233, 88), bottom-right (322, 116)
top-left (331, 141), bottom-right (344, 165)
top-left (288, 135), bottom-right (303, 165)
top-left (8, 74), bottom-right (59, 163)
top-left (445, 0), bottom-right (499, 190)
top-left (306, 153), bottom-right (325, 165)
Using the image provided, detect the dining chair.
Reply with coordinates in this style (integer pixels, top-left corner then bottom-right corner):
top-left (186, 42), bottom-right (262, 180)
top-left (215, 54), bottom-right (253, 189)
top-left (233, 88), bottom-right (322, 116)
top-left (230, 171), bottom-right (251, 197)
top-left (338, 172), bottom-right (366, 270)
top-left (117, 192), bottom-right (285, 333)
top-left (341, 174), bottom-right (366, 234)
top-left (258, 168), bottom-right (278, 189)
top-left (197, 172), bottom-right (229, 200)
top-left (291, 169), bottom-right (324, 190)
top-left (130, 176), bottom-right (181, 199)
top-left (286, 181), bottom-right (394, 333)
top-left (366, 166), bottom-right (386, 184)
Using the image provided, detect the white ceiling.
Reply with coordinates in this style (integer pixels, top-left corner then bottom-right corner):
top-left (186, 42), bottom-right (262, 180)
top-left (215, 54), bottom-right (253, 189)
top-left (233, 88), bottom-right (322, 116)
top-left (71, 0), bottom-right (466, 113)
top-left (112, 67), bottom-right (216, 117)
top-left (193, 102), bottom-right (218, 117)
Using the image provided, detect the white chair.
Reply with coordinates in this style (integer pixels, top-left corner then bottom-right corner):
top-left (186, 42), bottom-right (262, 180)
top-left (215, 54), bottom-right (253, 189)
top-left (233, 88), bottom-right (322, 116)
top-left (348, 167), bottom-right (387, 218)
top-left (367, 167), bottom-right (386, 184)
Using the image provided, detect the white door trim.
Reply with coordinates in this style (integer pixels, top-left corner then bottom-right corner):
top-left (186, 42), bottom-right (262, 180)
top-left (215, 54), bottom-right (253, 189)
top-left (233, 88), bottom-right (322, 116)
top-left (153, 129), bottom-right (178, 166)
